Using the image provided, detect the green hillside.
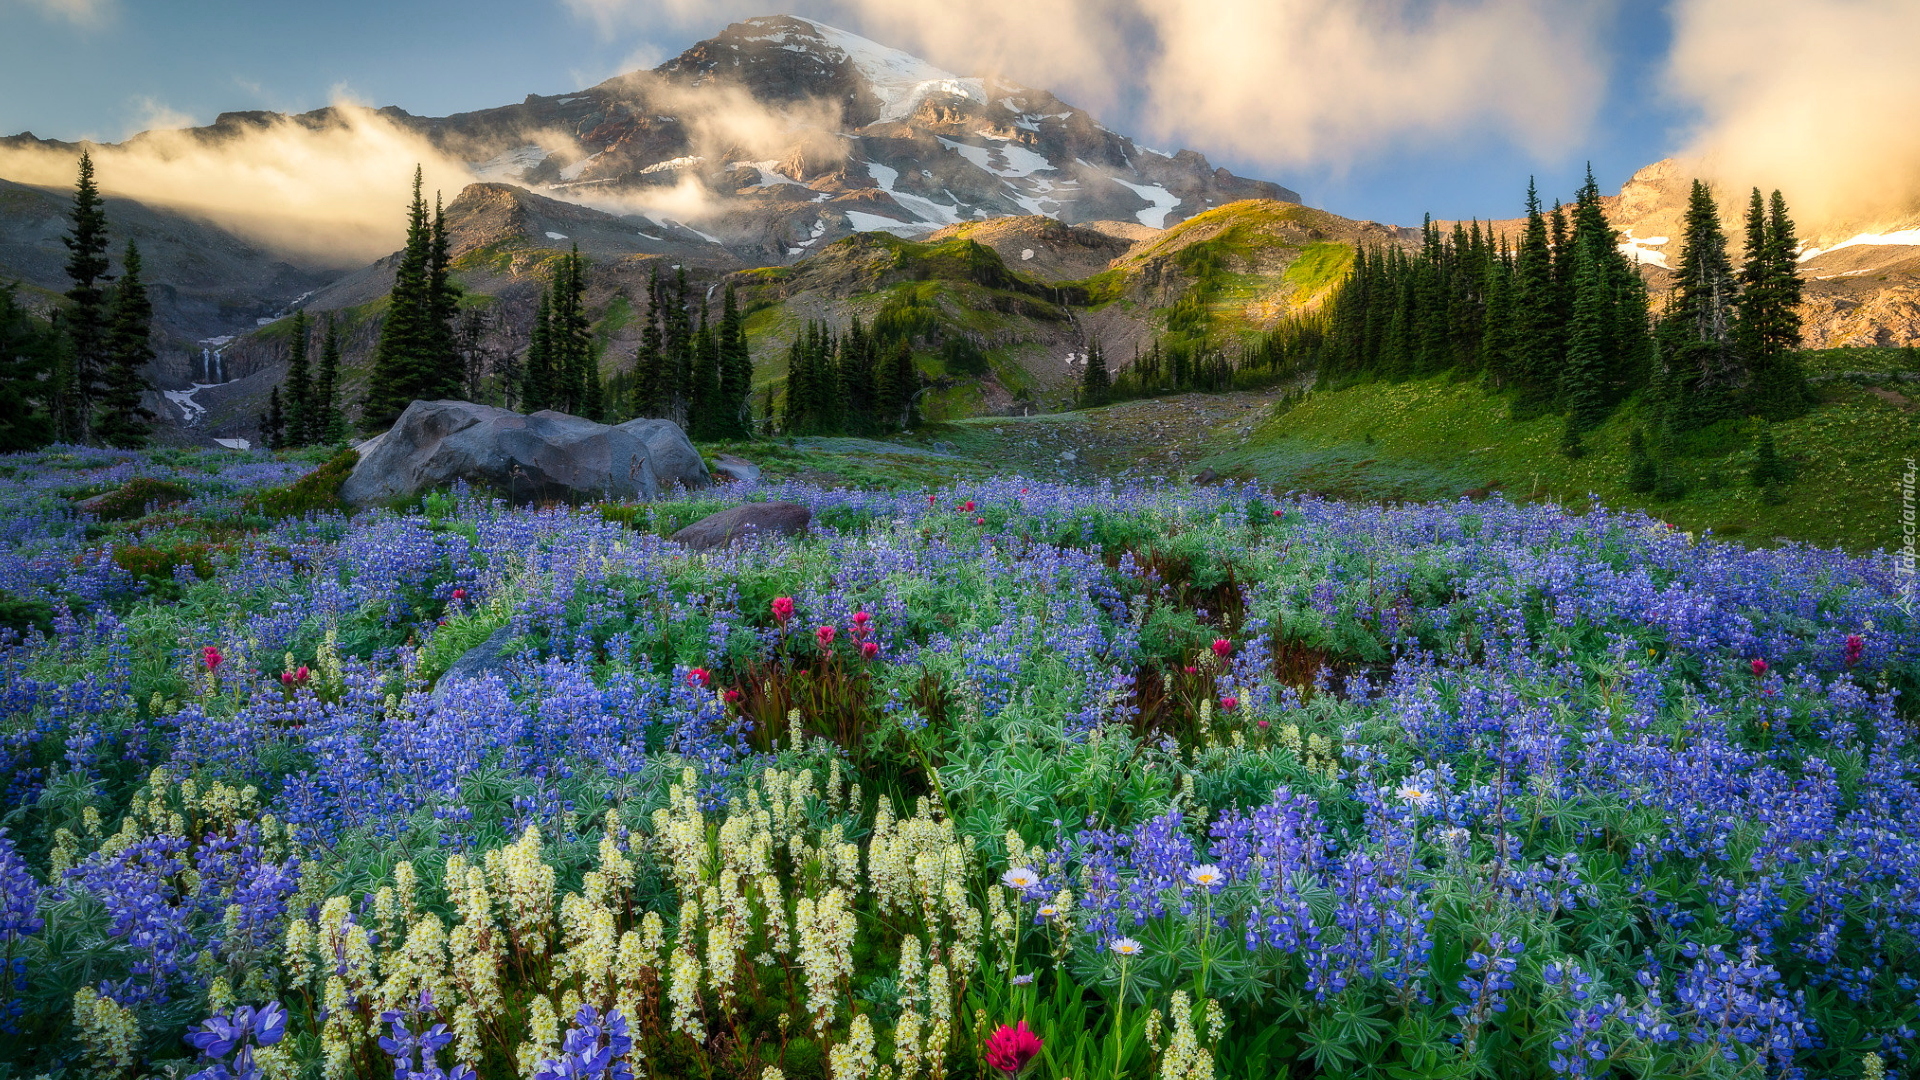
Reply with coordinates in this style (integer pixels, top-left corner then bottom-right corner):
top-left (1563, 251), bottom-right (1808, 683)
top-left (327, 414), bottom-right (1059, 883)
top-left (1203, 346), bottom-right (1920, 552)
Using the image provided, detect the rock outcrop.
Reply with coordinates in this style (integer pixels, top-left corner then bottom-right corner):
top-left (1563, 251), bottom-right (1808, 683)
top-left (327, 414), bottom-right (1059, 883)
top-left (340, 400), bottom-right (705, 506)
top-left (670, 501), bottom-right (811, 550)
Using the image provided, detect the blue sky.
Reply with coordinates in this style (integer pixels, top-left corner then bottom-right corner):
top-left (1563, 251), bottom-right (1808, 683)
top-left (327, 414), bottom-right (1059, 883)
top-left (0, 0), bottom-right (1697, 226)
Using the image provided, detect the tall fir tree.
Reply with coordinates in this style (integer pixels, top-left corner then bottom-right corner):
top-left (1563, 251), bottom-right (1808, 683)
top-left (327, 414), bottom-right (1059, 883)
top-left (60, 150), bottom-right (112, 443)
top-left (261, 386), bottom-right (285, 450)
top-left (1561, 243), bottom-right (1609, 432)
top-left (1512, 179), bottom-right (1560, 412)
top-left (282, 310), bottom-right (312, 446)
top-left (1737, 189), bottom-right (1809, 418)
top-left (94, 240), bottom-right (155, 449)
top-left (363, 167), bottom-right (460, 427)
top-left (315, 314), bottom-right (346, 443)
top-left (688, 305), bottom-right (720, 438)
top-left (875, 338), bottom-right (920, 432)
top-left (1659, 180), bottom-right (1742, 430)
top-left (1079, 336), bottom-right (1110, 406)
top-left (715, 283), bottom-right (754, 438)
top-left (522, 291), bottom-right (554, 412)
top-left (631, 268), bottom-right (667, 419)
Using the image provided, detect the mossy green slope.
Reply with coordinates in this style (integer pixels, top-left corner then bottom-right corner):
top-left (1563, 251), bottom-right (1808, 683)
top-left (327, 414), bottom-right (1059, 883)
top-left (1206, 349), bottom-right (1920, 552)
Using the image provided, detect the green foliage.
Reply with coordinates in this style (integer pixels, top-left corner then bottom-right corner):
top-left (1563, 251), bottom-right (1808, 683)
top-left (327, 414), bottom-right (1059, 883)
top-left (79, 476), bottom-right (192, 521)
top-left (0, 589), bottom-right (55, 639)
top-left (363, 167), bottom-right (462, 429)
top-left (243, 447), bottom-right (358, 519)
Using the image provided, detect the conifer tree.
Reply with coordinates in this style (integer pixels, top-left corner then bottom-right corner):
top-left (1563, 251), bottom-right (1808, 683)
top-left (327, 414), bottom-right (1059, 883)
top-left (716, 283), bottom-right (754, 439)
top-left (364, 167), bottom-right (460, 427)
top-left (282, 310), bottom-right (312, 446)
top-left (427, 192), bottom-right (462, 400)
top-left (631, 268), bottom-right (667, 419)
top-left (60, 150), bottom-right (112, 443)
top-left (1625, 428), bottom-right (1658, 493)
top-left (689, 305), bottom-right (719, 438)
top-left (1561, 243), bottom-right (1609, 432)
top-left (1512, 179), bottom-right (1560, 412)
top-left (1749, 428), bottom-right (1790, 492)
top-left (315, 315), bottom-right (346, 443)
top-left (94, 240), bottom-right (155, 449)
top-left (875, 338), bottom-right (920, 432)
top-left (1479, 244), bottom-right (1517, 386)
top-left (1659, 180), bottom-right (1741, 430)
top-left (1738, 189), bottom-right (1809, 418)
top-left (522, 291), bottom-right (554, 412)
top-left (364, 168), bottom-right (432, 425)
top-left (0, 283), bottom-right (56, 451)
top-left (1079, 336), bottom-right (1110, 406)
top-left (262, 386), bottom-right (285, 450)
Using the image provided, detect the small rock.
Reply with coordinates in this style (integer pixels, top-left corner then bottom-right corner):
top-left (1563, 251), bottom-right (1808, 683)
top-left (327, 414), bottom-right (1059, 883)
top-left (671, 501), bottom-right (812, 551)
top-left (1192, 467), bottom-right (1220, 484)
top-left (1059, 449), bottom-right (1077, 461)
top-left (432, 625), bottom-right (520, 703)
top-left (711, 453), bottom-right (762, 484)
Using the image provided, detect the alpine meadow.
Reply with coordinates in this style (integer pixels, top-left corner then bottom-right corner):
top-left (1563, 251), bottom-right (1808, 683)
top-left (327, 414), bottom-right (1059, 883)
top-left (1, 6), bottom-right (1918, 1080)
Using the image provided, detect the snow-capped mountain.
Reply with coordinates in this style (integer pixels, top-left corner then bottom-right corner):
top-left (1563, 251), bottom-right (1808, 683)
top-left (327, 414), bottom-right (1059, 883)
top-left (395, 15), bottom-right (1298, 263)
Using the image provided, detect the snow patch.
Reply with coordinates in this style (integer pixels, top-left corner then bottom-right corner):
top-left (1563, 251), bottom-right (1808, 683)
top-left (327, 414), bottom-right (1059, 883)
top-left (935, 137), bottom-right (1054, 179)
top-left (1109, 177), bottom-right (1182, 228)
top-left (1798, 227), bottom-right (1920, 262)
top-left (1616, 229), bottom-right (1669, 269)
top-left (640, 156), bottom-right (702, 175)
top-left (469, 145), bottom-right (550, 182)
top-left (213, 438), bottom-right (251, 451)
top-left (842, 210), bottom-right (927, 237)
top-left (546, 231), bottom-right (568, 241)
top-left (1021, 249), bottom-right (1034, 260)
top-left (865, 160), bottom-right (963, 225)
top-left (662, 218), bottom-right (724, 245)
top-left (559, 152), bottom-right (603, 182)
top-left (164, 385), bottom-right (215, 425)
top-left (793, 17), bottom-right (986, 122)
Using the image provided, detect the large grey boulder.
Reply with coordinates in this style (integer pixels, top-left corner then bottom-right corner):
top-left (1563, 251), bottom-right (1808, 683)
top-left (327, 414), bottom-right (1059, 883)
top-left (616, 418), bottom-right (711, 492)
top-left (670, 501), bottom-right (811, 551)
top-left (342, 400), bottom-right (690, 507)
top-left (711, 453), bottom-right (762, 484)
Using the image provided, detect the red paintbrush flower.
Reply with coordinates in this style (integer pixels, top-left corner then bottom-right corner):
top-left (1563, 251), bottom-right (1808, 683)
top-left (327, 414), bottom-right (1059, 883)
top-left (1750, 658), bottom-right (1769, 677)
top-left (1220, 696), bottom-right (1239, 712)
top-left (984, 1020), bottom-right (1043, 1076)
top-left (816, 625), bottom-right (836, 648)
top-left (861, 640), bottom-right (879, 660)
top-left (723, 688), bottom-right (743, 705)
top-left (771, 596), bottom-right (794, 624)
top-left (202, 646), bottom-right (223, 672)
top-left (1844, 634), bottom-right (1865, 668)
top-left (963, 500), bottom-right (977, 512)
top-left (1211, 638), bottom-right (1232, 658)
top-left (451, 588), bottom-right (466, 601)
top-left (688, 667), bottom-right (712, 688)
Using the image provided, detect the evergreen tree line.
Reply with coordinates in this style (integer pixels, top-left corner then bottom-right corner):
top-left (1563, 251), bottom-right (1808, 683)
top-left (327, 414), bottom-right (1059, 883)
top-left (1089, 317), bottom-right (1329, 409)
top-left (627, 267), bottom-right (754, 440)
top-left (259, 311), bottom-right (347, 450)
top-left (519, 245), bottom-right (603, 420)
top-left (781, 315), bottom-right (922, 436)
top-left (0, 152), bottom-right (157, 450)
top-left (1293, 167), bottom-right (1808, 439)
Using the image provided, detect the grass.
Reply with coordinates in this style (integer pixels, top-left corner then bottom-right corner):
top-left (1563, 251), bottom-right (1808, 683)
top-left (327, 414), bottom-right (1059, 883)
top-left (697, 438), bottom-right (995, 489)
top-left (1205, 366), bottom-right (1919, 551)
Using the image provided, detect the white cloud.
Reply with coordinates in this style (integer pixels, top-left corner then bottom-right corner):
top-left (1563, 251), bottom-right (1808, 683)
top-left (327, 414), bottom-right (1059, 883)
top-left (559, 0), bottom-right (1612, 170)
top-left (1666, 0), bottom-right (1920, 228)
